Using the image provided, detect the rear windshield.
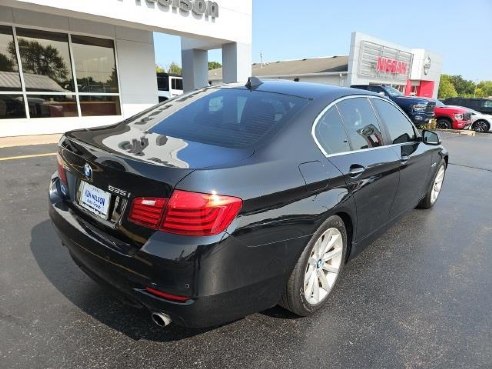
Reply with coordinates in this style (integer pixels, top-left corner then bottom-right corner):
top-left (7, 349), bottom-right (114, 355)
top-left (132, 87), bottom-right (309, 148)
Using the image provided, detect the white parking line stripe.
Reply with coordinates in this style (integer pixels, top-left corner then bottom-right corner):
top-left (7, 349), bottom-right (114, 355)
top-left (0, 153), bottom-right (57, 161)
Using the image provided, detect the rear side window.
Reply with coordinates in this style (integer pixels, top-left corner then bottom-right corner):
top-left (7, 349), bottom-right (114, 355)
top-left (314, 107), bottom-right (351, 155)
top-left (136, 88), bottom-right (309, 148)
top-left (336, 97), bottom-right (384, 150)
top-left (171, 78), bottom-right (183, 90)
top-left (371, 98), bottom-right (416, 144)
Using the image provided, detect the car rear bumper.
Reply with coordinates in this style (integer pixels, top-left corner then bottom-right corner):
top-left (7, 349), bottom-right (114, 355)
top-left (48, 176), bottom-right (288, 328)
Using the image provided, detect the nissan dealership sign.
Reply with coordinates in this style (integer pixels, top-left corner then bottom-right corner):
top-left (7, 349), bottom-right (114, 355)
top-left (357, 40), bottom-right (413, 81)
top-left (376, 57), bottom-right (408, 75)
top-left (137, 0), bottom-right (219, 18)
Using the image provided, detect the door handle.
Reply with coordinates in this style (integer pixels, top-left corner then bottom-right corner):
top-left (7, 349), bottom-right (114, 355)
top-left (349, 164), bottom-right (365, 177)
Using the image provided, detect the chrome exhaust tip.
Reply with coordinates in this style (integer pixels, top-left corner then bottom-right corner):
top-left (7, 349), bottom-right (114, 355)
top-left (151, 312), bottom-right (172, 327)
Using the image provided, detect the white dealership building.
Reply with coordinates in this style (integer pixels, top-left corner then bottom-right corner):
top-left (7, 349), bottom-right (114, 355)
top-left (0, 0), bottom-right (252, 137)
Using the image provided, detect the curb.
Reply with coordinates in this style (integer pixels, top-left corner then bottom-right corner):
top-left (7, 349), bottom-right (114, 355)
top-left (0, 134), bottom-right (61, 149)
top-left (434, 129), bottom-right (476, 136)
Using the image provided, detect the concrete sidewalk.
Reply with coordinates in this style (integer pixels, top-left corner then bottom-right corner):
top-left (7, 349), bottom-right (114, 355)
top-left (0, 134), bottom-right (61, 148)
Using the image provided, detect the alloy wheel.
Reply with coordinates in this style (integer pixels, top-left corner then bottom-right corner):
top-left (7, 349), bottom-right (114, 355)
top-left (303, 227), bottom-right (343, 305)
top-left (431, 166), bottom-right (445, 204)
top-left (474, 121), bottom-right (489, 133)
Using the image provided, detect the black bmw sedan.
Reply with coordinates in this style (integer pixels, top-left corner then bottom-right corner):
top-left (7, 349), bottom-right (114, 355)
top-left (49, 79), bottom-right (448, 328)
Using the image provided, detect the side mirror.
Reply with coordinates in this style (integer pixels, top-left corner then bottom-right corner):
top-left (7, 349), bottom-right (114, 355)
top-left (422, 130), bottom-right (441, 145)
top-left (378, 91), bottom-right (386, 97)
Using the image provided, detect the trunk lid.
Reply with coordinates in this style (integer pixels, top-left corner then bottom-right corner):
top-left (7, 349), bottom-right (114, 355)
top-left (58, 123), bottom-right (253, 245)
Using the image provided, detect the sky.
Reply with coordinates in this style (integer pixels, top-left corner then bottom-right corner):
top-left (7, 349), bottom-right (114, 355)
top-left (153, 0), bottom-right (492, 81)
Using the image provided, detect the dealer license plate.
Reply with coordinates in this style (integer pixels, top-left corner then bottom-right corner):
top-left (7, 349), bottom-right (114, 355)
top-left (78, 181), bottom-right (111, 219)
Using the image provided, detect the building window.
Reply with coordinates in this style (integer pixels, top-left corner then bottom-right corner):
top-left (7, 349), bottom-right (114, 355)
top-left (0, 26), bottom-right (21, 91)
top-left (28, 94), bottom-right (78, 118)
top-left (0, 25), bottom-right (121, 119)
top-left (0, 25), bottom-right (25, 119)
top-left (79, 95), bottom-right (121, 116)
top-left (71, 35), bottom-right (118, 93)
top-left (0, 95), bottom-right (25, 119)
top-left (16, 28), bottom-right (74, 92)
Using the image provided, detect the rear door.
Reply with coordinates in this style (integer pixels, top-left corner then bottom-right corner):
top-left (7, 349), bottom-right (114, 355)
top-left (314, 97), bottom-right (401, 242)
top-left (370, 97), bottom-right (433, 217)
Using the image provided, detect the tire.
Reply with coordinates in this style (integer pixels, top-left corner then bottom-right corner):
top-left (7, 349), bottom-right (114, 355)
top-left (417, 160), bottom-right (446, 209)
top-left (472, 120), bottom-right (490, 133)
top-left (436, 118), bottom-right (452, 129)
top-left (280, 215), bottom-right (347, 316)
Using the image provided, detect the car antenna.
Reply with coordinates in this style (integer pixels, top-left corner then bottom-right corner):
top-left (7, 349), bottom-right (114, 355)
top-left (245, 76), bottom-right (263, 90)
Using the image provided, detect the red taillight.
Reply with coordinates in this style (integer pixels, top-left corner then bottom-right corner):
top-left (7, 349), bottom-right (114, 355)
top-left (57, 153), bottom-right (67, 184)
top-left (145, 287), bottom-right (189, 303)
top-left (162, 190), bottom-right (242, 236)
top-left (128, 190), bottom-right (242, 236)
top-left (128, 198), bottom-right (167, 229)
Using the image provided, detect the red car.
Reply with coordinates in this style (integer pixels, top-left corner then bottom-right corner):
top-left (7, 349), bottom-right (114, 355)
top-left (432, 99), bottom-right (472, 129)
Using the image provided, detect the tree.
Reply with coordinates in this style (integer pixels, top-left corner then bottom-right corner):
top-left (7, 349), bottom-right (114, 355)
top-left (474, 88), bottom-right (486, 98)
top-left (439, 74), bottom-right (492, 98)
top-left (448, 75), bottom-right (475, 96)
top-left (168, 62), bottom-right (182, 75)
top-left (77, 76), bottom-right (98, 92)
top-left (106, 68), bottom-right (118, 92)
top-left (208, 61), bottom-right (222, 70)
top-left (477, 81), bottom-right (492, 97)
top-left (0, 53), bottom-right (14, 71)
top-left (438, 75), bottom-right (458, 99)
top-left (156, 64), bottom-right (165, 73)
top-left (9, 39), bottom-right (69, 85)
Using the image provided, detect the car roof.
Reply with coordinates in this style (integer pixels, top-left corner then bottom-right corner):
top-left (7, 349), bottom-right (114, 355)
top-left (223, 79), bottom-right (377, 100)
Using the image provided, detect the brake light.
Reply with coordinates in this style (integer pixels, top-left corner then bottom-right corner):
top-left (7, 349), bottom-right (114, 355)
top-left (128, 190), bottom-right (242, 236)
top-left (128, 198), bottom-right (167, 229)
top-left (57, 153), bottom-right (67, 184)
top-left (162, 190), bottom-right (243, 236)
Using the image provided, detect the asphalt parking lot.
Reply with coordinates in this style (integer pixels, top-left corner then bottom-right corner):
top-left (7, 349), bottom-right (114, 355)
top-left (1, 132), bottom-right (491, 369)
